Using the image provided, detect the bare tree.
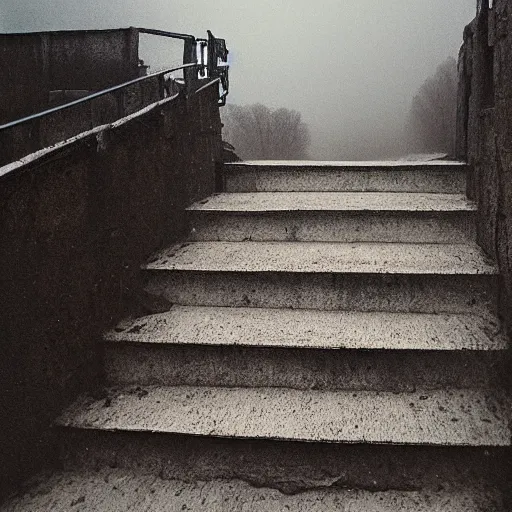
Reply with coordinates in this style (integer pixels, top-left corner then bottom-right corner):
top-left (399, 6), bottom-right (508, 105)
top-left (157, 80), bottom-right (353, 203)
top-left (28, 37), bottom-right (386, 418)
top-left (406, 57), bottom-right (458, 155)
top-left (222, 103), bottom-right (311, 160)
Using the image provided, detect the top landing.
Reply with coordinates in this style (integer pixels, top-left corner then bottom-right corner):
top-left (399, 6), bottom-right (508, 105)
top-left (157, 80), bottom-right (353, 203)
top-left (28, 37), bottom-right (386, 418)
top-left (223, 161), bottom-right (468, 194)
top-left (228, 160), bottom-right (466, 167)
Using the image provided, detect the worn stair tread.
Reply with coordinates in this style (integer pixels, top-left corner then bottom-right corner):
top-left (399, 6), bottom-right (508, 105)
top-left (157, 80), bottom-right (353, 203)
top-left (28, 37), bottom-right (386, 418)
top-left (225, 160), bottom-right (467, 168)
top-left (2, 469), bottom-right (503, 512)
top-left (145, 242), bottom-right (497, 275)
top-left (1, 469), bottom-right (503, 512)
top-left (188, 192), bottom-right (476, 212)
top-left (57, 386), bottom-right (511, 446)
top-left (223, 161), bottom-right (467, 194)
top-left (106, 306), bottom-right (507, 351)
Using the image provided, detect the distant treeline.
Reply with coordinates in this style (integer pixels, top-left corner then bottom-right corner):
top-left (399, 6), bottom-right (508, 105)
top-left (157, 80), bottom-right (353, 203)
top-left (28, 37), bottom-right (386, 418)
top-left (221, 103), bottom-right (311, 160)
top-left (406, 57), bottom-right (458, 156)
top-left (222, 58), bottom-right (458, 161)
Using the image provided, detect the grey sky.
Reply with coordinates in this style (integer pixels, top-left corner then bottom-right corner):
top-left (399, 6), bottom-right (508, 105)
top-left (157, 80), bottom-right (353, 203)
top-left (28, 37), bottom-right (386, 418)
top-left (2, 0), bottom-right (476, 159)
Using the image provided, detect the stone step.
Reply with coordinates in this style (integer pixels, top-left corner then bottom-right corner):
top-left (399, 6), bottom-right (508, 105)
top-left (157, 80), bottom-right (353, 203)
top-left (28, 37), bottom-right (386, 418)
top-left (144, 242), bottom-right (498, 314)
top-left (223, 161), bottom-right (467, 193)
top-left (57, 386), bottom-right (511, 447)
top-left (106, 306), bottom-right (506, 351)
top-left (104, 342), bottom-right (505, 391)
top-left (61, 429), bottom-right (510, 495)
top-left (190, 192), bottom-right (476, 213)
top-left (103, 307), bottom-right (507, 390)
top-left (146, 241), bottom-right (496, 275)
top-left (188, 192), bottom-right (476, 243)
top-left (1, 468), bottom-right (505, 512)
top-left (56, 386), bottom-right (511, 495)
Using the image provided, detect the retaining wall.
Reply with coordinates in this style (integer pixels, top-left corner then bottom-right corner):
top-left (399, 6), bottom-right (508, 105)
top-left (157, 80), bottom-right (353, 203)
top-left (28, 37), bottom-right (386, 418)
top-left (457, 0), bottom-right (512, 332)
top-left (0, 83), bottom-right (222, 501)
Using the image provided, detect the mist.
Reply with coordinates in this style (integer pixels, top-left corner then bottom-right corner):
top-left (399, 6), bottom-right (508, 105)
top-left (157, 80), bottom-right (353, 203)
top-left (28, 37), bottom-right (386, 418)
top-left (2, 0), bottom-right (476, 159)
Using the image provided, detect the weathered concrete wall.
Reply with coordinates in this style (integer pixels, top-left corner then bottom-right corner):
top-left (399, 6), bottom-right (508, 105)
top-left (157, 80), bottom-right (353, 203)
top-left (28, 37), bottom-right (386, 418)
top-left (0, 84), bottom-right (222, 501)
top-left (0, 75), bottom-right (163, 166)
top-left (457, 0), bottom-right (512, 332)
top-left (0, 29), bottom-right (139, 125)
top-left (47, 30), bottom-right (139, 91)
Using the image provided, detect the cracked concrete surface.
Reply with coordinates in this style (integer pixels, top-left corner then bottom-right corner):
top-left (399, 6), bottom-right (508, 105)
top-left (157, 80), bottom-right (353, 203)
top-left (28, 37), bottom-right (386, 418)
top-left (60, 430), bottom-right (511, 494)
top-left (1, 469), bottom-right (503, 511)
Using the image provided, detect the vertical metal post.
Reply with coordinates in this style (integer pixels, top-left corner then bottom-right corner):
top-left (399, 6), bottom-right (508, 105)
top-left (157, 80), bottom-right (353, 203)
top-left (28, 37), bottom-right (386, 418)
top-left (183, 38), bottom-right (198, 96)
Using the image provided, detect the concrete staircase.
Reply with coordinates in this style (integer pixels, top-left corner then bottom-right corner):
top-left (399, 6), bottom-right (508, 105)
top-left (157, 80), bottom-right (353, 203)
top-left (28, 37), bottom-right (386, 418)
top-left (4, 161), bottom-right (511, 511)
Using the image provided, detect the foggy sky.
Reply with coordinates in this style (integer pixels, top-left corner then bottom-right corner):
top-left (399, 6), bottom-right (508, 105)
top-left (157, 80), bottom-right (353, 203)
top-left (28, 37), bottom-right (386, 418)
top-left (2, 0), bottom-right (476, 159)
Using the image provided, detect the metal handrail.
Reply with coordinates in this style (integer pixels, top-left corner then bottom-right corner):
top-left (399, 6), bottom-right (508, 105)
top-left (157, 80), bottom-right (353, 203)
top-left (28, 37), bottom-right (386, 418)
top-left (136, 28), bottom-right (196, 41)
top-left (0, 27), bottom-right (229, 134)
top-left (136, 28), bottom-right (199, 94)
top-left (194, 78), bottom-right (221, 95)
top-left (137, 28), bottom-right (230, 105)
top-left (0, 63), bottom-right (199, 132)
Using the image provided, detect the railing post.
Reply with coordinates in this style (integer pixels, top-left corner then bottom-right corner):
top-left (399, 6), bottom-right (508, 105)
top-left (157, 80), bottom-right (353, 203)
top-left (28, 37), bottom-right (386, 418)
top-left (183, 38), bottom-right (198, 96)
top-left (207, 31), bottom-right (229, 106)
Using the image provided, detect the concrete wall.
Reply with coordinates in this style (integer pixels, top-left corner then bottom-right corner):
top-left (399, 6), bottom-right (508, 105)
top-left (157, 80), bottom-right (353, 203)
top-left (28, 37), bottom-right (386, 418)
top-left (0, 84), bottom-right (222, 501)
top-left (0, 29), bottom-right (139, 125)
top-left (0, 75), bottom-right (163, 166)
top-left (457, 0), bottom-right (512, 332)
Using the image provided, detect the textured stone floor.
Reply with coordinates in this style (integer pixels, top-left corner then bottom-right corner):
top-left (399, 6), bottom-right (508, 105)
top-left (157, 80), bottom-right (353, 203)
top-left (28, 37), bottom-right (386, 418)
top-left (1, 469), bottom-right (503, 512)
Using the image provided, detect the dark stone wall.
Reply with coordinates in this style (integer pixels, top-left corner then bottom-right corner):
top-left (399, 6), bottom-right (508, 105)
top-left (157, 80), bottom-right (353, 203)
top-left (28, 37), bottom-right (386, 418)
top-left (457, 0), bottom-right (512, 332)
top-left (46, 30), bottom-right (139, 92)
top-left (0, 84), bottom-right (222, 501)
top-left (0, 29), bottom-right (139, 125)
top-left (0, 75), bottom-right (163, 166)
